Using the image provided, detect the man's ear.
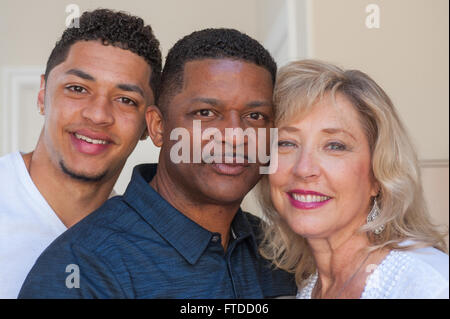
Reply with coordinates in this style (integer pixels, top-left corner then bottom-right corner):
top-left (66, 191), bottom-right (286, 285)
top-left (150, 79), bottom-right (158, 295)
top-left (37, 74), bottom-right (46, 115)
top-left (146, 105), bottom-right (164, 147)
top-left (140, 107), bottom-right (150, 140)
top-left (140, 130), bottom-right (149, 140)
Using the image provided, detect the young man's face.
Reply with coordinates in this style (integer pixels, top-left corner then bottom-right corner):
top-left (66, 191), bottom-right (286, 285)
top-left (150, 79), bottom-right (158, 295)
top-left (39, 40), bottom-right (154, 182)
top-left (156, 59), bottom-right (274, 205)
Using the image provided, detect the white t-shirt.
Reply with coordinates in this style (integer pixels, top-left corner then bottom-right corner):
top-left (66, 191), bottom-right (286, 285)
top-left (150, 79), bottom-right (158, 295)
top-left (297, 241), bottom-right (449, 299)
top-left (0, 152), bottom-right (67, 298)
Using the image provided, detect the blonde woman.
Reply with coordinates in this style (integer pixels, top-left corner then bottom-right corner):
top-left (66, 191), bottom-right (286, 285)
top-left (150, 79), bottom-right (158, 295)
top-left (258, 60), bottom-right (449, 299)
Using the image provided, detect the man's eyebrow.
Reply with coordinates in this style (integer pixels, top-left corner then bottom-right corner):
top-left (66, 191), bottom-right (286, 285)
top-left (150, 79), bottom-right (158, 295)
top-left (246, 100), bottom-right (273, 108)
top-left (190, 97), bottom-right (222, 107)
top-left (65, 69), bottom-right (96, 81)
top-left (190, 97), bottom-right (272, 108)
top-left (322, 128), bottom-right (357, 141)
top-left (117, 84), bottom-right (145, 99)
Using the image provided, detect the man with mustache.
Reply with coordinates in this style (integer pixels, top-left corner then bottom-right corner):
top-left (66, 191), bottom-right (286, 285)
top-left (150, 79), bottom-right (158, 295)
top-left (0, 9), bottom-right (161, 298)
top-left (19, 28), bottom-right (296, 298)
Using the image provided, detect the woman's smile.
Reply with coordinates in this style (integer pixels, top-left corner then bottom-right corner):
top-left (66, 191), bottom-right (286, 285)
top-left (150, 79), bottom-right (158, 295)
top-left (287, 189), bottom-right (332, 210)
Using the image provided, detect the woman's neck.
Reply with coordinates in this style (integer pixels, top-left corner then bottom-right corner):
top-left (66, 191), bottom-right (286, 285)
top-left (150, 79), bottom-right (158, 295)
top-left (307, 231), bottom-right (389, 298)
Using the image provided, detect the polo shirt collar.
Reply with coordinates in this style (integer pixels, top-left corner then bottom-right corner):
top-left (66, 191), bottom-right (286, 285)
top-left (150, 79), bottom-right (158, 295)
top-left (229, 207), bottom-right (259, 255)
top-left (122, 164), bottom-right (258, 264)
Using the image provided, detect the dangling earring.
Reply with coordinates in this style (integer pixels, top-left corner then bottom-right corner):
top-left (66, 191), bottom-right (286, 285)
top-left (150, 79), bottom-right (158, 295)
top-left (367, 196), bottom-right (385, 235)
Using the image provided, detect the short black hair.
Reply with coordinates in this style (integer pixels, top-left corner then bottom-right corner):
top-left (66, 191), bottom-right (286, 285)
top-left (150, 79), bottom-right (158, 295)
top-left (158, 28), bottom-right (277, 111)
top-left (44, 9), bottom-right (162, 98)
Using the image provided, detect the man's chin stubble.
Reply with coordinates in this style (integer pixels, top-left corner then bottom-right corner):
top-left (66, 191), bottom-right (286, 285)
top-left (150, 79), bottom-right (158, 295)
top-left (60, 160), bottom-right (107, 182)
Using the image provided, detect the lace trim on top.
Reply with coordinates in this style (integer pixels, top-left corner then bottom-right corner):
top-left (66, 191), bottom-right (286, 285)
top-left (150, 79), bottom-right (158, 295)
top-left (297, 249), bottom-right (447, 299)
top-left (296, 250), bottom-right (401, 299)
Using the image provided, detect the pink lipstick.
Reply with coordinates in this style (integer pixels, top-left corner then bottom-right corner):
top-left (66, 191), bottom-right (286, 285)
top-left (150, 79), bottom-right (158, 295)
top-left (287, 189), bottom-right (332, 210)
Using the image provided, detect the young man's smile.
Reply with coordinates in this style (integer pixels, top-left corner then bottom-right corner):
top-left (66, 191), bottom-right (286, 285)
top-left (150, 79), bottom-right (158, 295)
top-left (69, 129), bottom-right (114, 156)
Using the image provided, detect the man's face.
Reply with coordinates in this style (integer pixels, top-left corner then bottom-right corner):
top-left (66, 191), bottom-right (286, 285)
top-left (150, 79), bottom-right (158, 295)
top-left (39, 40), bottom-right (153, 182)
top-left (158, 59), bottom-right (274, 205)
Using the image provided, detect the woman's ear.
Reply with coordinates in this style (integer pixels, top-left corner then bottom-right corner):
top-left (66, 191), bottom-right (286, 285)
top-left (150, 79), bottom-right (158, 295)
top-left (145, 105), bottom-right (164, 147)
top-left (371, 180), bottom-right (381, 198)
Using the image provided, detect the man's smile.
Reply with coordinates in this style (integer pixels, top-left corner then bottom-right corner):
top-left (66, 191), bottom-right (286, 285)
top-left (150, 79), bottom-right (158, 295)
top-left (69, 129), bottom-right (114, 155)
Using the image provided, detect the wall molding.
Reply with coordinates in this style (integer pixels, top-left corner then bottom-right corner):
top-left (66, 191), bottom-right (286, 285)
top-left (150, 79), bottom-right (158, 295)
top-left (419, 159), bottom-right (449, 168)
top-left (263, 0), bottom-right (310, 66)
top-left (263, 1), bottom-right (289, 64)
top-left (1, 66), bottom-right (44, 155)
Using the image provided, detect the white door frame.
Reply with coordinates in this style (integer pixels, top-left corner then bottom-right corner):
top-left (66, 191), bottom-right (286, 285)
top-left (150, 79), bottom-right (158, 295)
top-left (1, 66), bottom-right (44, 155)
top-left (262, 0), bottom-right (311, 66)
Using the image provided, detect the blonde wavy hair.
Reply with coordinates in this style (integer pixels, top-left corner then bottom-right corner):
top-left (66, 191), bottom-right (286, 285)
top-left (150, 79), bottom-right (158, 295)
top-left (258, 59), bottom-right (448, 288)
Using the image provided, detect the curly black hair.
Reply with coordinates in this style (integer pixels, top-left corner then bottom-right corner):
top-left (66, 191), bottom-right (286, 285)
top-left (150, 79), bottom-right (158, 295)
top-left (44, 9), bottom-right (162, 98)
top-left (158, 28), bottom-right (277, 111)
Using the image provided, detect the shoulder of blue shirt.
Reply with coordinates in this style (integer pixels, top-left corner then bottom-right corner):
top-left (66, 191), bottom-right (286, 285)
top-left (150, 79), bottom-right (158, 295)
top-left (37, 196), bottom-right (268, 257)
top-left (18, 195), bottom-right (293, 298)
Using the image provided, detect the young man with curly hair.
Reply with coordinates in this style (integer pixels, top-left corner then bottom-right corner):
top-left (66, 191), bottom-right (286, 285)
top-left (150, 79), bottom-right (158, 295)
top-left (19, 29), bottom-right (297, 299)
top-left (0, 9), bottom-right (162, 298)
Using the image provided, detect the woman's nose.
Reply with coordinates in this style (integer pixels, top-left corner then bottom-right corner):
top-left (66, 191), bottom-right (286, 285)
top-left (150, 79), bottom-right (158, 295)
top-left (292, 148), bottom-right (320, 181)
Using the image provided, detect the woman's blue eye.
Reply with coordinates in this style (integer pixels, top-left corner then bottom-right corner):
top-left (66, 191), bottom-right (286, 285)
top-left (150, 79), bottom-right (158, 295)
top-left (278, 140), bottom-right (295, 147)
top-left (327, 142), bottom-right (346, 151)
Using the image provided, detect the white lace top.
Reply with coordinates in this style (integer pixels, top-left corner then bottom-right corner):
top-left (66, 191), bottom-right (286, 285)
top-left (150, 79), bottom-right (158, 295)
top-left (297, 243), bottom-right (449, 299)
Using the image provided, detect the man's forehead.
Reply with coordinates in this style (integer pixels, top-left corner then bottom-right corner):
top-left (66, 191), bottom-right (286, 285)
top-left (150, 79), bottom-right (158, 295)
top-left (57, 41), bottom-right (150, 74)
top-left (181, 58), bottom-right (272, 91)
top-left (183, 58), bottom-right (267, 76)
top-left (51, 42), bottom-right (152, 82)
top-left (184, 58), bottom-right (244, 72)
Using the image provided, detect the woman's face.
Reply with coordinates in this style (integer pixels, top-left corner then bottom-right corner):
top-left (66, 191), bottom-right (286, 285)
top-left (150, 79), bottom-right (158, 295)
top-left (269, 93), bottom-right (379, 241)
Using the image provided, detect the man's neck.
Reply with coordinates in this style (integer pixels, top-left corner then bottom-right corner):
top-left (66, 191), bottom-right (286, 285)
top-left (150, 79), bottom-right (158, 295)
top-left (22, 151), bottom-right (116, 228)
top-left (149, 166), bottom-right (241, 251)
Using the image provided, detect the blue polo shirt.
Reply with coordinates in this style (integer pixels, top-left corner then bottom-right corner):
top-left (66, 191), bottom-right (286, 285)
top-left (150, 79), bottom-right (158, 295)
top-left (18, 164), bottom-right (297, 298)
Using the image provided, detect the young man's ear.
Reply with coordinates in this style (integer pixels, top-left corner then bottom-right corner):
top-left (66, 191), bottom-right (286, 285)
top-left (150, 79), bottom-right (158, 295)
top-left (37, 74), bottom-right (46, 115)
top-left (140, 108), bottom-right (149, 140)
top-left (145, 105), bottom-right (164, 147)
top-left (139, 129), bottom-right (149, 141)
